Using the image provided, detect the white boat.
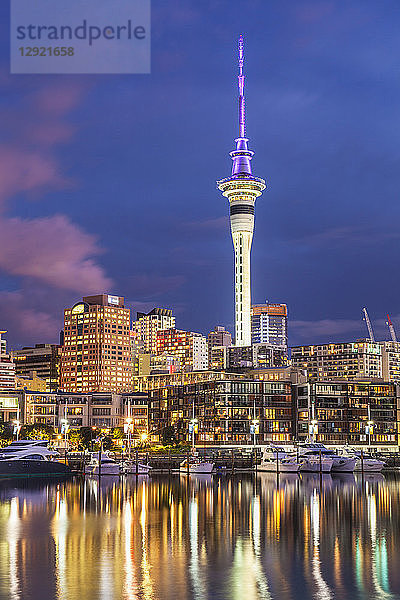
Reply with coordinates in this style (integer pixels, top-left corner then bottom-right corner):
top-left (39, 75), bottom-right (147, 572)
top-left (85, 452), bottom-right (120, 476)
top-left (259, 446), bottom-right (300, 473)
top-left (298, 443), bottom-right (356, 473)
top-left (0, 440), bottom-right (71, 477)
top-left (180, 458), bottom-right (214, 474)
top-left (338, 447), bottom-right (385, 472)
top-left (121, 460), bottom-right (152, 475)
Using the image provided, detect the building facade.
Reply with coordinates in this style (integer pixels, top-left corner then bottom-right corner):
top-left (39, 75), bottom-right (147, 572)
top-left (296, 380), bottom-right (398, 450)
top-left (380, 341), bottom-right (400, 383)
top-left (251, 303), bottom-right (288, 347)
top-left (132, 308), bottom-right (175, 354)
top-left (0, 331), bottom-right (16, 392)
top-left (149, 378), bottom-right (294, 446)
top-left (217, 36), bottom-right (266, 347)
top-left (25, 391), bottom-right (148, 437)
top-left (207, 326), bottom-right (232, 366)
top-left (291, 341), bottom-right (383, 380)
top-left (227, 343), bottom-right (288, 371)
top-left (156, 328), bottom-right (208, 372)
top-left (12, 344), bottom-right (61, 392)
top-left (60, 294), bottom-right (133, 393)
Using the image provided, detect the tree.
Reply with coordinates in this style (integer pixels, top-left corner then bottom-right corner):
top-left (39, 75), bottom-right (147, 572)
top-left (20, 423), bottom-right (54, 440)
top-left (161, 425), bottom-right (177, 446)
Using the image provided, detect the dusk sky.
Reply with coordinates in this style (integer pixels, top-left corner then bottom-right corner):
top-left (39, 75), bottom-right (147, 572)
top-left (1, 0), bottom-right (400, 349)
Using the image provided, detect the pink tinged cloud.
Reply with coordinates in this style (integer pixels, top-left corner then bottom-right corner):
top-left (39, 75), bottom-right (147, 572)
top-left (0, 214), bottom-right (112, 293)
top-left (0, 147), bottom-right (67, 207)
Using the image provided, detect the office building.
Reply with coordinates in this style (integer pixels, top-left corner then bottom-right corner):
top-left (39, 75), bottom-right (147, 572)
top-left (207, 326), bottom-right (232, 366)
top-left (251, 303), bottom-right (288, 347)
top-left (217, 36), bottom-right (266, 346)
top-left (132, 308), bottom-right (175, 354)
top-left (291, 341), bottom-right (383, 380)
top-left (0, 331), bottom-right (16, 392)
top-left (156, 328), bottom-right (208, 372)
top-left (12, 344), bottom-right (61, 392)
top-left (60, 294), bottom-right (133, 393)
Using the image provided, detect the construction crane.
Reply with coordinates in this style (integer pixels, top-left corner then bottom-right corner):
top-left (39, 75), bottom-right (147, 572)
top-left (386, 314), bottom-right (397, 342)
top-left (362, 308), bottom-right (375, 342)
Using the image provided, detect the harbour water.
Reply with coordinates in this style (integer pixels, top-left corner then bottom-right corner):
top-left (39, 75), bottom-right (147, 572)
top-left (0, 473), bottom-right (399, 600)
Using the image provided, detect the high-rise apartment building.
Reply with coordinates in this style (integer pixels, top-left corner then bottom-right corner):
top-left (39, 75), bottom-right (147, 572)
top-left (380, 341), bottom-right (400, 383)
top-left (156, 328), bottom-right (208, 372)
top-left (251, 303), bottom-right (288, 347)
top-left (13, 344), bottom-right (61, 392)
top-left (132, 308), bottom-right (175, 354)
top-left (60, 294), bottom-right (133, 393)
top-left (207, 326), bottom-right (232, 366)
top-left (291, 341), bottom-right (383, 380)
top-left (0, 331), bottom-right (16, 391)
top-left (217, 36), bottom-right (266, 346)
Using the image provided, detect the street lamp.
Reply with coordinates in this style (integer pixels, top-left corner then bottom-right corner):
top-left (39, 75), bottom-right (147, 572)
top-left (250, 419), bottom-right (259, 448)
top-left (366, 420), bottom-right (374, 448)
top-left (124, 418), bottom-right (133, 455)
top-left (13, 420), bottom-right (21, 441)
top-left (310, 419), bottom-right (318, 443)
top-left (189, 418), bottom-right (198, 450)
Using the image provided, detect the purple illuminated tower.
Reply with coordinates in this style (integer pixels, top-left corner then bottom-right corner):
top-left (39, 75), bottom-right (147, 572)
top-left (217, 36), bottom-right (266, 346)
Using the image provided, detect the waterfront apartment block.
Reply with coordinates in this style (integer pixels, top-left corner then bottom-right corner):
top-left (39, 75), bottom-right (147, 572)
top-left (60, 295), bottom-right (133, 394)
top-left (156, 328), bottom-right (208, 372)
top-left (149, 378), bottom-right (294, 445)
top-left (291, 341), bottom-right (383, 380)
top-left (296, 380), bottom-right (398, 450)
top-left (132, 308), bottom-right (175, 354)
top-left (251, 303), bottom-right (288, 347)
top-left (12, 343), bottom-right (61, 392)
top-left (25, 391), bottom-right (148, 437)
top-left (0, 389), bottom-right (22, 423)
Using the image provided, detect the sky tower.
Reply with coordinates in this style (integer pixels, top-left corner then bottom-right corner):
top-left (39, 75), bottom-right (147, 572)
top-left (217, 36), bottom-right (266, 346)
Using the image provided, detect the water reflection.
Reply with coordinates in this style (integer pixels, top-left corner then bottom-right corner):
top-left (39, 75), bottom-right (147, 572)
top-left (0, 473), bottom-right (399, 600)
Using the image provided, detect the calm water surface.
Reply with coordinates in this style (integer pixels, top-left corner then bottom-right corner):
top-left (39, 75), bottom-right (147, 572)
top-left (0, 473), bottom-right (399, 600)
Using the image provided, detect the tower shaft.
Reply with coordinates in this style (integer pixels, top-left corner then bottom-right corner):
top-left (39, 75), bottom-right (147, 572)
top-left (217, 36), bottom-right (266, 346)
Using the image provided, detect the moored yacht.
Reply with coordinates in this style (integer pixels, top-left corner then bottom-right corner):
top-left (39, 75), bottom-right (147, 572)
top-left (259, 446), bottom-right (300, 473)
top-left (85, 452), bottom-right (120, 476)
top-left (298, 443), bottom-right (356, 473)
top-left (337, 447), bottom-right (385, 472)
top-left (180, 456), bottom-right (214, 474)
top-left (121, 460), bottom-right (152, 475)
top-left (0, 440), bottom-right (71, 477)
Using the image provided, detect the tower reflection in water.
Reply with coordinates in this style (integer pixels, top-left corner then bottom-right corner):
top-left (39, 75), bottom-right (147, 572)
top-left (0, 473), bottom-right (399, 600)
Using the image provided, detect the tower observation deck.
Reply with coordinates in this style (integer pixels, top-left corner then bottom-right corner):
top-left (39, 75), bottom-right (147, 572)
top-left (217, 35), bottom-right (266, 347)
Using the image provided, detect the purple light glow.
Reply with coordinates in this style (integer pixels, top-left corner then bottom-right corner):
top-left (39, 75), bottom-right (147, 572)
top-left (238, 34), bottom-right (246, 139)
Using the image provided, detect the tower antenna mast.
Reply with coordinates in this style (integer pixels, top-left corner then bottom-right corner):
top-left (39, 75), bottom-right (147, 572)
top-left (238, 34), bottom-right (245, 139)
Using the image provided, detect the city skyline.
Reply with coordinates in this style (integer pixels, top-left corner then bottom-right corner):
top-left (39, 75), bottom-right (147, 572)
top-left (1, 1), bottom-right (400, 348)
